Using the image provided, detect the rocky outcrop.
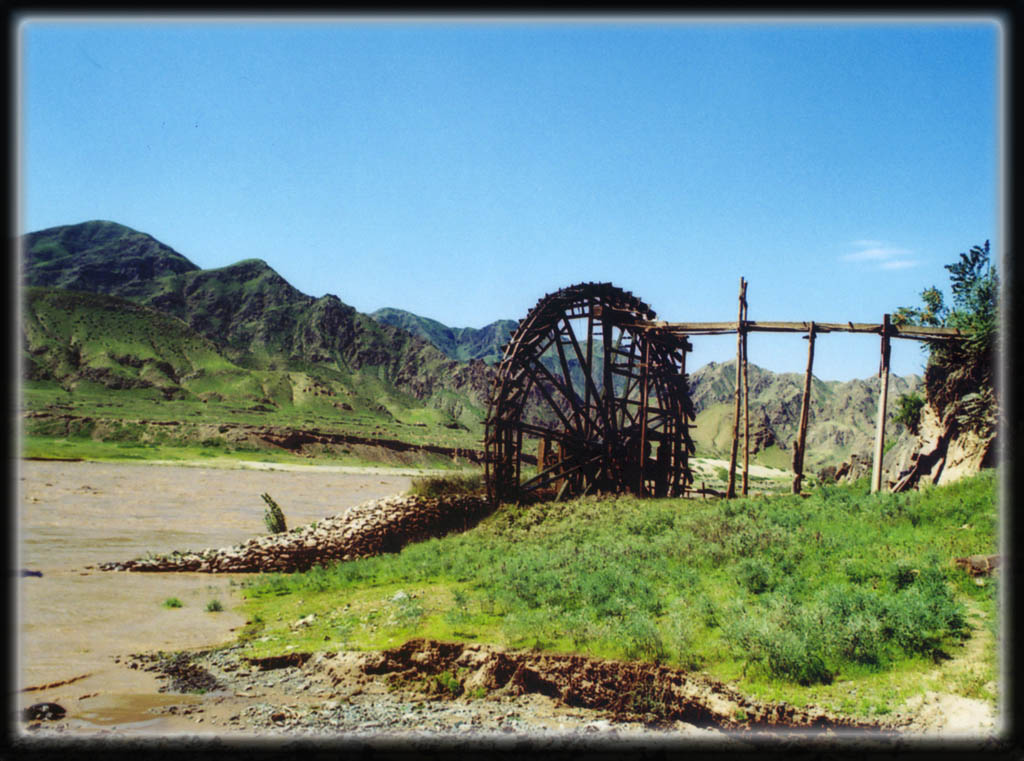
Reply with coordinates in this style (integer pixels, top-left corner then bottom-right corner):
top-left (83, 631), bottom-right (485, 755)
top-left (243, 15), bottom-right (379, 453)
top-left (98, 493), bottom-right (493, 574)
top-left (748, 408), bottom-right (780, 455)
top-left (890, 399), bottom-right (997, 491)
top-left (831, 453), bottom-right (872, 484)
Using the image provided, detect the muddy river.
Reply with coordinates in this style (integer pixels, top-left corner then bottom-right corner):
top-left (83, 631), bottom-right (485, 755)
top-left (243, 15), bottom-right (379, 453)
top-left (15, 459), bottom-right (414, 732)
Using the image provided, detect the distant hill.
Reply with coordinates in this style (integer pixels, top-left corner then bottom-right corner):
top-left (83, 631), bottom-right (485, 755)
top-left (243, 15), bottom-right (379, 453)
top-left (371, 308), bottom-right (517, 365)
top-left (22, 221), bottom-right (494, 427)
top-left (688, 359), bottom-right (922, 471)
top-left (23, 220), bottom-right (199, 300)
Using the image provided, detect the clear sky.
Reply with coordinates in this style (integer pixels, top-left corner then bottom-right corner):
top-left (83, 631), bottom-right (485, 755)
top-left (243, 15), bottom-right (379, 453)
top-left (17, 15), bottom-right (1002, 381)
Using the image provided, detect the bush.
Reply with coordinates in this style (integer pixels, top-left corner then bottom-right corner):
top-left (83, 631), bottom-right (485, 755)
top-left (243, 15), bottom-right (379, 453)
top-left (620, 613), bottom-right (669, 663)
top-left (163, 597), bottom-right (183, 608)
top-left (738, 557), bottom-right (777, 594)
top-left (408, 473), bottom-right (484, 498)
top-left (261, 493), bottom-right (287, 534)
top-left (893, 392), bottom-right (926, 434)
top-left (206, 599), bottom-right (223, 612)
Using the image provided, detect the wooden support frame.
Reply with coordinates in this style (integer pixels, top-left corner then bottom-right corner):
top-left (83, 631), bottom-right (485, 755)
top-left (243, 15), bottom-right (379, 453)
top-left (486, 281), bottom-right (967, 504)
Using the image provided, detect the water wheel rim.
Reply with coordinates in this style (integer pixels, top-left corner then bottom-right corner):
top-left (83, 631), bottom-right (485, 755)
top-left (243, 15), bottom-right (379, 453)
top-left (485, 282), bottom-right (693, 503)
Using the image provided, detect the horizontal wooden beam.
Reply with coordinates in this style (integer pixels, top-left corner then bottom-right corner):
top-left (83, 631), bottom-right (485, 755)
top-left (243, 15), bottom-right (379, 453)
top-left (632, 319), bottom-right (965, 341)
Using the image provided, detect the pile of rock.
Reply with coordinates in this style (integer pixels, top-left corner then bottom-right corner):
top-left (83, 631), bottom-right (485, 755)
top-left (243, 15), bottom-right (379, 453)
top-left (98, 493), bottom-right (492, 574)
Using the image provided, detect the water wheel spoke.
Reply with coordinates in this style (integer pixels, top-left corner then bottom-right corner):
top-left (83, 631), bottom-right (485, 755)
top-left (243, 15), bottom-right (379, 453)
top-left (560, 315), bottom-right (612, 437)
top-left (520, 453), bottom-right (604, 493)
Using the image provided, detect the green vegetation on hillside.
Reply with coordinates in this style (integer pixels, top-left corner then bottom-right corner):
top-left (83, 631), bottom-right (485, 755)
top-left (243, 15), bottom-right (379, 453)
top-left (22, 222), bottom-right (496, 465)
top-left (894, 240), bottom-right (998, 426)
top-left (238, 469), bottom-right (998, 718)
top-left (21, 284), bottom-right (486, 463)
top-left (370, 307), bottom-right (517, 365)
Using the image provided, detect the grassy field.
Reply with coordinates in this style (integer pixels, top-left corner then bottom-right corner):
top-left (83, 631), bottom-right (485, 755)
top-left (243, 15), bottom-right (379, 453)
top-left (234, 469), bottom-right (999, 720)
top-left (21, 375), bottom-right (485, 467)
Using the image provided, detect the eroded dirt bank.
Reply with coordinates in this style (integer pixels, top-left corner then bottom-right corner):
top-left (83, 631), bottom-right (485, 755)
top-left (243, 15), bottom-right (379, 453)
top-left (25, 638), bottom-right (896, 744)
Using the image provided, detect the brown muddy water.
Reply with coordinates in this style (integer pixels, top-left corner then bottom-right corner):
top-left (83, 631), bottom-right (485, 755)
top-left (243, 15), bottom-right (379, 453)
top-left (14, 459), bottom-right (414, 734)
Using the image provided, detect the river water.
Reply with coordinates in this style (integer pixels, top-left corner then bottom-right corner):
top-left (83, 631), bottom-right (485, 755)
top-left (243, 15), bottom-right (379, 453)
top-left (15, 459), bottom-right (414, 733)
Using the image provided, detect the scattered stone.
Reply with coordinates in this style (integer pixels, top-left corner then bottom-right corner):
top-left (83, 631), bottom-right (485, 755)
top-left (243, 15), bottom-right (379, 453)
top-left (97, 493), bottom-right (493, 574)
top-left (22, 703), bottom-right (66, 722)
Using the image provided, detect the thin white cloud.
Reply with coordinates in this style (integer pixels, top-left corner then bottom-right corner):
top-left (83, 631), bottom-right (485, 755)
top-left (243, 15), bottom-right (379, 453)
top-left (841, 241), bottom-right (918, 269)
top-left (880, 259), bottom-right (917, 270)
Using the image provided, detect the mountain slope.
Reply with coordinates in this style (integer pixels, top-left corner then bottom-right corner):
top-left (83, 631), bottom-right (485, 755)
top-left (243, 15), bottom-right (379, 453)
top-left (22, 222), bottom-right (495, 420)
top-left (687, 359), bottom-right (922, 470)
top-left (370, 307), bottom-right (517, 365)
top-left (22, 286), bottom-right (238, 397)
top-left (23, 220), bottom-right (200, 301)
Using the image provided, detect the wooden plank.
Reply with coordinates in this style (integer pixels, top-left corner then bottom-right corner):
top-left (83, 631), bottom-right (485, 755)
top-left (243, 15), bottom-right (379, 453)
top-left (630, 319), bottom-right (964, 340)
top-left (638, 338), bottom-right (651, 496)
top-left (872, 314), bottom-right (892, 493)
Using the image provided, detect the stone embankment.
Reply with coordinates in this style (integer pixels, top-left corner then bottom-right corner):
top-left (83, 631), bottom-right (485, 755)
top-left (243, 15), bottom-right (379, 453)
top-left (98, 493), bottom-right (492, 574)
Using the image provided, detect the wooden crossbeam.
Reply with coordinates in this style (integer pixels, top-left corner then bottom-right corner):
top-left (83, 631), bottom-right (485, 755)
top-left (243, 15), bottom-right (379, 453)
top-left (633, 320), bottom-right (965, 341)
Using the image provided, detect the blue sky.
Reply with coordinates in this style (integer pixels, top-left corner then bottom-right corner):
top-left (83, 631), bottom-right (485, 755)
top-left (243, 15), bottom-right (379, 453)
top-left (18, 16), bottom-right (1001, 381)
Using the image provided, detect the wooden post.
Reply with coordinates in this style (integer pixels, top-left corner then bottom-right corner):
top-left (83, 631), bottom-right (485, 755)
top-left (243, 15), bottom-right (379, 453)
top-left (677, 343), bottom-right (688, 498)
top-left (741, 288), bottom-right (750, 496)
top-left (638, 337), bottom-right (651, 496)
top-left (792, 322), bottom-right (816, 494)
top-left (872, 314), bottom-right (892, 493)
top-left (727, 277), bottom-right (746, 498)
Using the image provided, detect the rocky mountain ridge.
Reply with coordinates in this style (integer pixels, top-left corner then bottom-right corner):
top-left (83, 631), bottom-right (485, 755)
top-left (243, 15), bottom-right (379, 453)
top-left (370, 307), bottom-right (516, 366)
top-left (22, 221), bottom-right (495, 415)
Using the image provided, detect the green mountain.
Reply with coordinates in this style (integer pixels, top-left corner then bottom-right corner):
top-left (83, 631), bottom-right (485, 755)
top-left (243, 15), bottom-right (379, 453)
top-left (370, 308), bottom-right (517, 365)
top-left (23, 286), bottom-right (239, 395)
top-left (22, 221), bottom-right (494, 421)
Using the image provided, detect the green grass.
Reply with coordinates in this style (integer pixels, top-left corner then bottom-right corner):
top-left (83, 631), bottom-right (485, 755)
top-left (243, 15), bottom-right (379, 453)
top-left (408, 473), bottom-right (485, 498)
top-left (238, 468), bottom-right (998, 719)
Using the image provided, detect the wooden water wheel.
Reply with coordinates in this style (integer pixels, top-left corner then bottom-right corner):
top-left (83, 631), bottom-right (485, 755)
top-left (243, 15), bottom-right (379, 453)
top-left (484, 282), bottom-right (695, 504)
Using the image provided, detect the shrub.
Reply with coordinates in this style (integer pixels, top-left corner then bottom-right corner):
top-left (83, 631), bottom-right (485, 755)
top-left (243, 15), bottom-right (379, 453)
top-left (893, 392), bottom-right (926, 434)
top-left (738, 558), bottom-right (777, 594)
top-left (620, 613), bottom-right (669, 663)
top-left (408, 473), bottom-right (484, 498)
top-left (206, 599), bottom-right (223, 612)
top-left (261, 492), bottom-right (287, 534)
top-left (163, 597), bottom-right (183, 608)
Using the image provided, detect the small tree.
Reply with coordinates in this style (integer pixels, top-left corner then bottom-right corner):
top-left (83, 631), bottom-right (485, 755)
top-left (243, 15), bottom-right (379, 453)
top-left (894, 241), bottom-right (998, 430)
top-left (894, 240), bottom-right (998, 370)
top-left (261, 493), bottom-right (287, 534)
top-left (893, 391), bottom-right (926, 435)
